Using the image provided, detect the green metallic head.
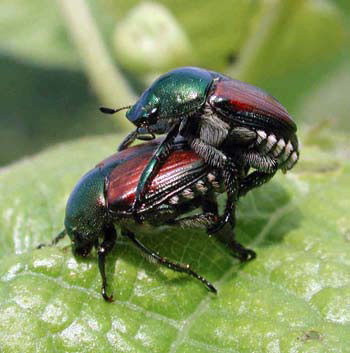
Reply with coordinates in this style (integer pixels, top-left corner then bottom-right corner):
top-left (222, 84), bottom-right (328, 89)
top-left (126, 67), bottom-right (213, 133)
top-left (64, 168), bottom-right (107, 257)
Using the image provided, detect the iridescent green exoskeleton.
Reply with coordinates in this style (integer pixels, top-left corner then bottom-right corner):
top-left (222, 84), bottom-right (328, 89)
top-left (101, 67), bottom-right (299, 233)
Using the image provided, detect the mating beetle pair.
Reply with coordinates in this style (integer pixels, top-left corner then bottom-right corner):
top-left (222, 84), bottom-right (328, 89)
top-left (49, 67), bottom-right (299, 301)
top-left (102, 67), bottom-right (299, 233)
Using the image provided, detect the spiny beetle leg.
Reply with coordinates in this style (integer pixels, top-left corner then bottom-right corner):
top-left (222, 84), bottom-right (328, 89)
top-left (124, 229), bottom-right (217, 293)
top-left (207, 209), bottom-right (256, 262)
top-left (190, 137), bottom-right (227, 168)
top-left (118, 130), bottom-right (138, 152)
top-left (132, 123), bottom-right (180, 219)
top-left (96, 224), bottom-right (117, 302)
top-left (238, 170), bottom-right (276, 197)
top-left (208, 161), bottom-right (239, 233)
top-left (166, 192), bottom-right (219, 229)
top-left (245, 151), bottom-right (278, 174)
top-left (189, 138), bottom-right (239, 233)
top-left (166, 212), bottom-right (218, 229)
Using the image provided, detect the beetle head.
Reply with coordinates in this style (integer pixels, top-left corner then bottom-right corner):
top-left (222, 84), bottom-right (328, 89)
top-left (126, 94), bottom-right (162, 136)
top-left (66, 227), bottom-right (95, 257)
top-left (126, 67), bottom-right (213, 134)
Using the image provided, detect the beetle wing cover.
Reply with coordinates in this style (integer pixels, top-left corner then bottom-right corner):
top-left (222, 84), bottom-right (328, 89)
top-left (211, 78), bottom-right (297, 134)
top-left (106, 143), bottom-right (206, 213)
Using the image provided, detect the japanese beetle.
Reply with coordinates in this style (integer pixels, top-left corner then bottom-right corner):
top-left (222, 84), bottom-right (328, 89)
top-left (50, 138), bottom-right (255, 301)
top-left (101, 67), bottom-right (299, 232)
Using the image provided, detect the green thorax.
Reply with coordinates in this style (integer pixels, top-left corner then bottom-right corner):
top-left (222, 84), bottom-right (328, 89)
top-left (64, 167), bottom-right (106, 244)
top-left (126, 67), bottom-right (213, 125)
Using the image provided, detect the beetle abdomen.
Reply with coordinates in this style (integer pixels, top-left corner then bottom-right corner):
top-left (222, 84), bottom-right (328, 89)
top-left (254, 130), bottom-right (299, 171)
top-left (166, 171), bottom-right (224, 206)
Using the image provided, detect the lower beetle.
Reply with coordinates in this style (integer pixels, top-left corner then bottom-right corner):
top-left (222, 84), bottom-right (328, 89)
top-left (49, 138), bottom-right (255, 301)
top-left (101, 67), bottom-right (299, 232)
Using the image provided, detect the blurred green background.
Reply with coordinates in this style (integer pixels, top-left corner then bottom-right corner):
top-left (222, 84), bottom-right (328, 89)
top-left (1, 0), bottom-right (349, 166)
top-left (1, 2), bottom-right (350, 351)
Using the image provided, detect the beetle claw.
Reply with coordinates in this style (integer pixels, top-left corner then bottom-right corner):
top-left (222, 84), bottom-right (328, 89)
top-left (102, 292), bottom-right (114, 302)
top-left (229, 240), bottom-right (256, 262)
top-left (101, 285), bottom-right (114, 302)
top-left (207, 218), bottom-right (229, 234)
top-left (208, 210), bottom-right (233, 234)
top-left (237, 248), bottom-right (256, 262)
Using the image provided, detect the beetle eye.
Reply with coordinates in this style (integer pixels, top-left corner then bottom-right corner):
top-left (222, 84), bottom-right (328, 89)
top-left (74, 244), bottom-right (92, 257)
top-left (147, 107), bottom-right (158, 125)
top-left (73, 238), bottom-right (93, 257)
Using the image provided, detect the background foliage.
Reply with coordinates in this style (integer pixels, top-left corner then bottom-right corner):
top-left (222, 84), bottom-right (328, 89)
top-left (1, 0), bottom-right (349, 166)
top-left (0, 0), bottom-right (350, 352)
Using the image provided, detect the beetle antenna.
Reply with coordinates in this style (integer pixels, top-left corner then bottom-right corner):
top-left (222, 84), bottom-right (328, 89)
top-left (36, 229), bottom-right (66, 249)
top-left (99, 105), bottom-right (132, 115)
top-left (51, 229), bottom-right (67, 245)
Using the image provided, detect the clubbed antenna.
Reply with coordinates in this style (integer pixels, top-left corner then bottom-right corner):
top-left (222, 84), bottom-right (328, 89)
top-left (99, 105), bottom-right (132, 114)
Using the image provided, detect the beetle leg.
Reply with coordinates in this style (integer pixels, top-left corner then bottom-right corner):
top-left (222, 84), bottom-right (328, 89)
top-left (213, 216), bottom-right (256, 262)
top-left (132, 123), bottom-right (181, 220)
top-left (229, 240), bottom-right (256, 262)
top-left (221, 199), bottom-right (255, 262)
top-left (189, 138), bottom-right (239, 233)
top-left (166, 191), bottom-right (218, 228)
top-left (199, 110), bottom-right (229, 146)
top-left (238, 170), bottom-right (276, 197)
top-left (117, 128), bottom-right (156, 152)
top-left (200, 192), bottom-right (255, 262)
top-left (96, 224), bottom-right (117, 302)
top-left (229, 127), bottom-right (257, 143)
top-left (244, 151), bottom-right (278, 173)
top-left (209, 160), bottom-right (240, 234)
top-left (117, 130), bottom-right (138, 151)
top-left (167, 212), bottom-right (218, 229)
top-left (169, 213), bottom-right (256, 262)
top-left (190, 137), bottom-right (227, 167)
top-left (123, 229), bottom-right (217, 293)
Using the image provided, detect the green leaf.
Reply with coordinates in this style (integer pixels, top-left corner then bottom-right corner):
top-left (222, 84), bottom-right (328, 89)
top-left (1, 134), bottom-right (350, 352)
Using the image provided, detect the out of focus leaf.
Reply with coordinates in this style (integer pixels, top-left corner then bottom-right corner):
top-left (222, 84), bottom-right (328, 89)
top-left (0, 56), bottom-right (117, 166)
top-left (0, 0), bottom-right (78, 68)
top-left (229, 0), bottom-right (347, 112)
top-left (0, 0), bottom-right (348, 166)
top-left (114, 2), bottom-right (193, 74)
top-left (297, 60), bottom-right (350, 132)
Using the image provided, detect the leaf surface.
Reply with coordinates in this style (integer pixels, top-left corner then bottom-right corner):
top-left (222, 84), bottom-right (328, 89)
top-left (1, 135), bottom-right (350, 352)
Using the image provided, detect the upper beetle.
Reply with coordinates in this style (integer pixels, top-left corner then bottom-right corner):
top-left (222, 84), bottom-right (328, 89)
top-left (101, 67), bottom-right (299, 232)
top-left (48, 138), bottom-right (255, 302)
